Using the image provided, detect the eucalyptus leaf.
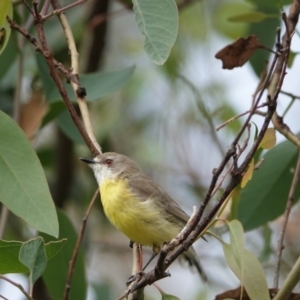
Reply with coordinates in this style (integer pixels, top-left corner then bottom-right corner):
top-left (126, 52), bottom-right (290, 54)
top-left (41, 209), bottom-right (87, 300)
top-left (0, 111), bottom-right (59, 237)
top-left (0, 238), bottom-right (66, 274)
top-left (238, 136), bottom-right (300, 230)
top-left (132, 0), bottom-right (178, 65)
top-left (47, 66), bottom-right (135, 102)
top-left (19, 237), bottom-right (47, 284)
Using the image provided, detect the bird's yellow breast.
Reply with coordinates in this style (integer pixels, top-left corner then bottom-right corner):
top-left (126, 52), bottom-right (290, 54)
top-left (100, 178), bottom-right (181, 248)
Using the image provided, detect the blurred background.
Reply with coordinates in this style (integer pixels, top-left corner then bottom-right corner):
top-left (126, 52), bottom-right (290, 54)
top-left (1, 0), bottom-right (300, 299)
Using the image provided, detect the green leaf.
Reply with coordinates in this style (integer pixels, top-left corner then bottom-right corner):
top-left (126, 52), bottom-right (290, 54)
top-left (0, 111), bottom-right (59, 237)
top-left (45, 239), bottom-right (67, 260)
top-left (0, 0), bottom-right (12, 55)
top-left (19, 237), bottom-right (47, 284)
top-left (47, 66), bottom-right (135, 102)
top-left (132, 0), bottom-right (178, 65)
top-left (212, 2), bottom-right (252, 40)
top-left (0, 31), bottom-right (17, 80)
top-left (223, 243), bottom-right (270, 300)
top-left (223, 220), bottom-right (270, 299)
top-left (0, 111), bottom-right (58, 236)
top-left (36, 52), bottom-right (56, 100)
top-left (41, 209), bottom-right (87, 300)
top-left (228, 11), bottom-right (278, 23)
top-left (56, 109), bottom-right (84, 144)
top-left (0, 240), bottom-right (29, 274)
top-left (238, 136), bottom-right (300, 231)
top-left (162, 293), bottom-right (181, 300)
top-left (0, 239), bottom-right (66, 274)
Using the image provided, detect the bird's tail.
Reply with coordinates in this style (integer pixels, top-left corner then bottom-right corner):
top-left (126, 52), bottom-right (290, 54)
top-left (181, 247), bottom-right (207, 281)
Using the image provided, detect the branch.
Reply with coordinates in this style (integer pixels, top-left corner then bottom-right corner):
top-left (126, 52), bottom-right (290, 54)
top-left (50, 0), bottom-right (102, 154)
top-left (0, 275), bottom-right (33, 300)
top-left (7, 13), bottom-right (100, 156)
top-left (273, 150), bottom-right (300, 288)
top-left (269, 2), bottom-right (300, 148)
top-left (63, 189), bottom-right (99, 300)
top-left (127, 17), bottom-right (284, 294)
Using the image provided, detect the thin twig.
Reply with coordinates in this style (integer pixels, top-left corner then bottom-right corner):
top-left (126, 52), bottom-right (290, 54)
top-left (0, 294), bottom-right (9, 300)
top-left (216, 103), bottom-right (268, 131)
top-left (127, 38), bottom-right (281, 294)
top-left (280, 90), bottom-right (300, 100)
top-left (0, 275), bottom-right (33, 300)
top-left (63, 189), bottom-right (99, 300)
top-left (50, 0), bottom-right (101, 154)
top-left (7, 13), bottom-right (100, 156)
top-left (42, 0), bottom-right (86, 20)
top-left (269, 3), bottom-right (300, 149)
top-left (273, 150), bottom-right (300, 288)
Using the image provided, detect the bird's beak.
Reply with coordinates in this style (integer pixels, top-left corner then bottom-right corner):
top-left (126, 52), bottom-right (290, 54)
top-left (80, 157), bottom-right (96, 164)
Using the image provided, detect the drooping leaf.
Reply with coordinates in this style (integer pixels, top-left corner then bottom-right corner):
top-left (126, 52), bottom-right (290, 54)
top-left (0, 111), bottom-right (58, 237)
top-left (259, 128), bottom-right (276, 149)
top-left (0, 239), bottom-right (66, 274)
top-left (0, 0), bottom-right (12, 55)
top-left (223, 244), bottom-right (270, 300)
top-left (19, 92), bottom-right (48, 140)
top-left (41, 209), bottom-right (87, 300)
top-left (132, 0), bottom-right (178, 65)
top-left (47, 66), bottom-right (135, 102)
top-left (238, 136), bottom-right (300, 231)
top-left (241, 159), bottom-right (255, 188)
top-left (19, 237), bottom-right (47, 284)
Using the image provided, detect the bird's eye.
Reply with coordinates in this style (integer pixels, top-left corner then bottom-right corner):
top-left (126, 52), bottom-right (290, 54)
top-left (105, 159), bottom-right (113, 166)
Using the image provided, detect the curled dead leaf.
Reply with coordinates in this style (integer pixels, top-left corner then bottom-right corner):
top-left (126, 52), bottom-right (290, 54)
top-left (215, 35), bottom-right (262, 69)
top-left (20, 91), bottom-right (48, 141)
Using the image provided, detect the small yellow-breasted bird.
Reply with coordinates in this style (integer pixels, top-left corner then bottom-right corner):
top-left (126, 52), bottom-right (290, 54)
top-left (80, 152), bottom-right (205, 278)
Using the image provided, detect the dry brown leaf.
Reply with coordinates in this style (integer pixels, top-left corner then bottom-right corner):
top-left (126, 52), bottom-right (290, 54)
top-left (215, 35), bottom-right (261, 69)
top-left (19, 91), bottom-right (48, 140)
top-left (215, 287), bottom-right (300, 300)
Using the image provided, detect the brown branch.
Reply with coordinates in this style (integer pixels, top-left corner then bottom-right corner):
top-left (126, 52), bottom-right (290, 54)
top-left (126, 11), bottom-right (288, 293)
top-left (63, 189), bottom-right (99, 300)
top-left (273, 150), bottom-right (300, 288)
top-left (269, 2), bottom-right (300, 148)
top-left (0, 275), bottom-right (33, 300)
top-left (7, 13), bottom-right (100, 156)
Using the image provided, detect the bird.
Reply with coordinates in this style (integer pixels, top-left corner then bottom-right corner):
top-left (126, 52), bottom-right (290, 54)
top-left (80, 152), bottom-right (206, 279)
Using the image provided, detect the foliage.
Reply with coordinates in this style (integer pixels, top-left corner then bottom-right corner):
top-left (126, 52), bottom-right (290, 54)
top-left (0, 0), bottom-right (299, 299)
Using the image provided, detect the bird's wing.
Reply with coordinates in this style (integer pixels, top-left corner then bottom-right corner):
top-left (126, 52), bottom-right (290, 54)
top-left (128, 172), bottom-right (189, 224)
